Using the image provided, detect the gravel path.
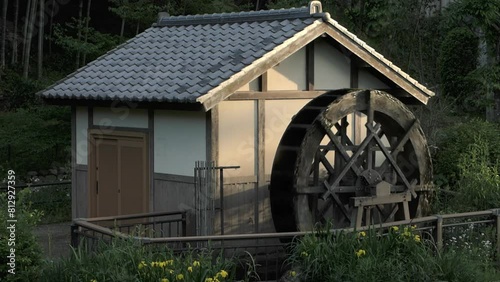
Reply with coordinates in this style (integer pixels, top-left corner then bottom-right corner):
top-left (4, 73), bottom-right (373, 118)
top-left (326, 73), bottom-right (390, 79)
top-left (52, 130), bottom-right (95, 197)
top-left (33, 221), bottom-right (72, 259)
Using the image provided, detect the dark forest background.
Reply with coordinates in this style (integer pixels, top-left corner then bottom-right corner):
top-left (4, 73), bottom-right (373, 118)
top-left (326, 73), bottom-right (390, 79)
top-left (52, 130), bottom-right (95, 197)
top-left (0, 0), bottom-right (499, 181)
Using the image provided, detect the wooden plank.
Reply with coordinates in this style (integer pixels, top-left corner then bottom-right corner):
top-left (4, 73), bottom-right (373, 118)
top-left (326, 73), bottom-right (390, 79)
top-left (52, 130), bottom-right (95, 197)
top-left (88, 106), bottom-right (93, 127)
top-left (88, 125), bottom-right (150, 133)
top-left (211, 106), bottom-right (219, 164)
top-left (261, 72), bottom-right (268, 92)
top-left (71, 106), bottom-right (77, 219)
top-left (306, 42), bottom-right (314, 91)
top-left (351, 191), bottom-right (411, 207)
top-left (46, 99), bottom-right (204, 111)
top-left (148, 109), bottom-right (154, 212)
top-left (223, 175), bottom-right (257, 184)
top-left (229, 90), bottom-right (327, 100)
top-left (256, 99), bottom-right (265, 233)
top-left (198, 22), bottom-right (327, 110)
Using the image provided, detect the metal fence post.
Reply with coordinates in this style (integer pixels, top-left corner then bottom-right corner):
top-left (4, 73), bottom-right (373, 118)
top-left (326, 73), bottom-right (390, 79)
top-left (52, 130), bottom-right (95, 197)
top-left (436, 215), bottom-right (443, 252)
top-left (182, 212), bottom-right (187, 236)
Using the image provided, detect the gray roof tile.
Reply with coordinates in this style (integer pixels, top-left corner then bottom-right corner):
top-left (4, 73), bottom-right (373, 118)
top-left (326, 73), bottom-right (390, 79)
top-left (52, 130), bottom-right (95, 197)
top-left (39, 7), bottom-right (316, 103)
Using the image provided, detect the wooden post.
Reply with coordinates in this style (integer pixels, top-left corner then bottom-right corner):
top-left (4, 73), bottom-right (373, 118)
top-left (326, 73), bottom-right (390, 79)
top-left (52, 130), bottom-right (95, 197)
top-left (436, 215), bottom-right (443, 252)
top-left (494, 210), bottom-right (500, 266)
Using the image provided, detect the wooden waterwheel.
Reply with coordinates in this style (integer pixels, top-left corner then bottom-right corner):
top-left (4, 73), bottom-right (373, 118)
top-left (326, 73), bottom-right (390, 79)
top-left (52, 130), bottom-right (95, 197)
top-left (269, 89), bottom-right (432, 232)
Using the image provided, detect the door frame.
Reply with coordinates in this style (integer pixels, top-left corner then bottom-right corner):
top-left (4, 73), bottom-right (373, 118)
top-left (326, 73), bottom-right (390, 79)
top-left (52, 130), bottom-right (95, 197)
top-left (88, 129), bottom-right (149, 218)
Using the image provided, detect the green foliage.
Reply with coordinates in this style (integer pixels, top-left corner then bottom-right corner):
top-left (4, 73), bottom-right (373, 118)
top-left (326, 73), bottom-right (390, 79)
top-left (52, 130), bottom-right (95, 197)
top-left (289, 225), bottom-right (498, 282)
top-left (0, 106), bottom-right (71, 177)
top-left (39, 239), bottom-right (235, 282)
top-left (0, 189), bottom-right (43, 281)
top-left (0, 68), bottom-right (45, 110)
top-left (433, 119), bottom-right (500, 187)
top-left (52, 18), bottom-right (121, 63)
top-left (109, 0), bottom-right (167, 27)
top-left (29, 184), bottom-right (72, 224)
top-left (439, 27), bottom-right (480, 111)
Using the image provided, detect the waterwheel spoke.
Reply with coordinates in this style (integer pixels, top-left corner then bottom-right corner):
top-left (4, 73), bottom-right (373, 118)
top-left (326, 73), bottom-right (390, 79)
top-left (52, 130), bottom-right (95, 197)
top-left (322, 121), bottom-right (362, 176)
top-left (367, 124), bottom-right (417, 198)
top-left (322, 123), bottom-right (381, 200)
top-left (377, 119), bottom-right (420, 176)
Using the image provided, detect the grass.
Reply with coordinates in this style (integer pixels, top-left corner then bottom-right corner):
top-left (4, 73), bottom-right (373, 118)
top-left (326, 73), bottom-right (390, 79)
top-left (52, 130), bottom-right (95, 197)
top-left (286, 225), bottom-right (499, 282)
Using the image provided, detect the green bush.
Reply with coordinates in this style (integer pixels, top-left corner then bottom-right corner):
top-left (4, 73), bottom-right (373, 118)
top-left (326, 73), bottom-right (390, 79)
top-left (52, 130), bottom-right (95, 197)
top-left (0, 189), bottom-right (43, 281)
top-left (0, 106), bottom-right (71, 178)
top-left (433, 119), bottom-right (500, 187)
top-left (288, 225), bottom-right (498, 282)
top-left (39, 239), bottom-right (235, 282)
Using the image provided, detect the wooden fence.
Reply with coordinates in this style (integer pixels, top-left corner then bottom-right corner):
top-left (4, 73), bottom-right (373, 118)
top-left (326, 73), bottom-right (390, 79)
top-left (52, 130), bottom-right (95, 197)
top-left (71, 208), bottom-right (500, 281)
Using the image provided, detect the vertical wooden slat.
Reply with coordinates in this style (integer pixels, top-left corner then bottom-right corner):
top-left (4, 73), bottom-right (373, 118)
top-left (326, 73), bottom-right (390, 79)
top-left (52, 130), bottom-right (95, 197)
top-left (256, 99), bottom-right (265, 233)
top-left (306, 41), bottom-right (315, 91)
top-left (148, 109), bottom-right (154, 212)
top-left (261, 72), bottom-right (268, 92)
top-left (495, 211), bottom-right (500, 265)
top-left (436, 216), bottom-right (443, 252)
top-left (71, 106), bottom-right (77, 218)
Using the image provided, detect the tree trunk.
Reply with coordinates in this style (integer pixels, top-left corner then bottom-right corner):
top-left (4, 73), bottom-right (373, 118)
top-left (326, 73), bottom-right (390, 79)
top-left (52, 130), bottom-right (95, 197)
top-left (23, 0), bottom-right (37, 79)
top-left (120, 18), bottom-right (125, 38)
top-left (82, 0), bottom-right (91, 65)
top-left (22, 0), bottom-right (32, 64)
top-left (11, 0), bottom-right (19, 65)
top-left (37, 0), bottom-right (44, 79)
top-left (1, 0), bottom-right (8, 69)
top-left (75, 0), bottom-right (83, 69)
top-left (48, 0), bottom-right (55, 55)
top-left (135, 22), bottom-right (139, 35)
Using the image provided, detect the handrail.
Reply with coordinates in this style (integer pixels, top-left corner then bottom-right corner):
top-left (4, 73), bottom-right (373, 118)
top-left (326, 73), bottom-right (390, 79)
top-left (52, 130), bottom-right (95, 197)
top-left (78, 210), bottom-right (186, 223)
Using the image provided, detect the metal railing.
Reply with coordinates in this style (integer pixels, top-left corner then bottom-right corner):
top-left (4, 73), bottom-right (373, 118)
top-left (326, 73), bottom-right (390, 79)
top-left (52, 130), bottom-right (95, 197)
top-left (70, 208), bottom-right (500, 281)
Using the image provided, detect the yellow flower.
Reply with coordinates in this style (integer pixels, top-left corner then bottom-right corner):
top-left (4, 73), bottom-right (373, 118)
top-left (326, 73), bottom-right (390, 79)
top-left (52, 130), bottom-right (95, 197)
top-left (90, 280), bottom-right (97, 282)
top-left (193, 260), bottom-right (201, 267)
top-left (300, 251), bottom-right (309, 258)
top-left (205, 279), bottom-right (214, 282)
top-left (358, 231), bottom-right (366, 237)
top-left (411, 225), bottom-right (417, 230)
top-left (414, 235), bottom-right (421, 242)
top-left (176, 274), bottom-right (184, 281)
top-left (188, 266), bottom-right (193, 273)
top-left (219, 270), bottom-right (228, 278)
top-left (391, 226), bottom-right (399, 232)
top-left (290, 270), bottom-right (296, 277)
top-left (169, 269), bottom-right (174, 274)
top-left (355, 249), bottom-right (366, 258)
top-left (138, 261), bottom-right (147, 269)
top-left (161, 279), bottom-right (170, 282)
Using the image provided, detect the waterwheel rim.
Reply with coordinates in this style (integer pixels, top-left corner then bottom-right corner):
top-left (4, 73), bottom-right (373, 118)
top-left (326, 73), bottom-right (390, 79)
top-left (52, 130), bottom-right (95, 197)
top-left (270, 89), bottom-right (432, 232)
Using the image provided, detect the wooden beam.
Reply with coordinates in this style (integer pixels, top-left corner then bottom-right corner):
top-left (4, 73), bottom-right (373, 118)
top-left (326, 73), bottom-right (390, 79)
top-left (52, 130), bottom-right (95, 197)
top-left (148, 109), bottom-right (154, 213)
top-left (261, 72), bottom-right (268, 92)
top-left (229, 90), bottom-right (328, 100)
top-left (210, 105), bottom-right (219, 165)
top-left (256, 99), bottom-right (265, 233)
top-left (71, 106), bottom-right (77, 219)
top-left (198, 21), bottom-right (327, 110)
top-left (306, 42), bottom-right (315, 91)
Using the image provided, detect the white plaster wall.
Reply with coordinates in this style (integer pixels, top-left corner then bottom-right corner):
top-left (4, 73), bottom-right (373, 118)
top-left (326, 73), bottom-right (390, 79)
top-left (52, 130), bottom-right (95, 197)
top-left (237, 77), bottom-right (260, 91)
top-left (264, 99), bottom-right (309, 174)
top-left (76, 107), bottom-right (88, 165)
top-left (154, 110), bottom-right (206, 176)
top-left (218, 101), bottom-right (257, 177)
top-left (358, 69), bottom-right (389, 89)
top-left (268, 47), bottom-right (306, 90)
top-left (93, 107), bottom-right (148, 129)
top-left (314, 39), bottom-right (351, 89)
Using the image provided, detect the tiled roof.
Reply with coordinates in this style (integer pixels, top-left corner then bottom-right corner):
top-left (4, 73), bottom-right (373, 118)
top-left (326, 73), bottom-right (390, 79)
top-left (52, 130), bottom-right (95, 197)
top-left (39, 2), bottom-right (434, 106)
top-left (39, 7), bottom-right (318, 103)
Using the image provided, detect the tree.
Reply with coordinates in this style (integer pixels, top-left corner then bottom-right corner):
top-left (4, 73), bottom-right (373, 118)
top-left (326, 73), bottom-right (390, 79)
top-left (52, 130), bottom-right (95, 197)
top-left (23, 0), bottom-right (38, 78)
top-left (75, 0), bottom-right (83, 68)
top-left (1, 0), bottom-right (7, 69)
top-left (11, 0), bottom-right (19, 65)
top-left (82, 0), bottom-right (92, 65)
top-left (38, 0), bottom-right (44, 79)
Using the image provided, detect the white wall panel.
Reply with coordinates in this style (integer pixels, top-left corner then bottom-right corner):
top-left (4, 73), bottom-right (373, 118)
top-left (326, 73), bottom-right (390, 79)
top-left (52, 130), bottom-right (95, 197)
top-left (218, 101), bottom-right (257, 177)
top-left (154, 111), bottom-right (206, 176)
top-left (358, 69), bottom-right (389, 89)
top-left (93, 107), bottom-right (148, 129)
top-left (76, 107), bottom-right (88, 165)
top-left (314, 39), bottom-right (351, 89)
top-left (268, 48), bottom-right (306, 90)
top-left (237, 77), bottom-right (260, 91)
top-left (264, 99), bottom-right (309, 174)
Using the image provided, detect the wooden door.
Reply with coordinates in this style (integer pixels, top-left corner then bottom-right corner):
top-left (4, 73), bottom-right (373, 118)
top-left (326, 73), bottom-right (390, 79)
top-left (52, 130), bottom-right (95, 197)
top-left (89, 130), bottom-right (149, 217)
